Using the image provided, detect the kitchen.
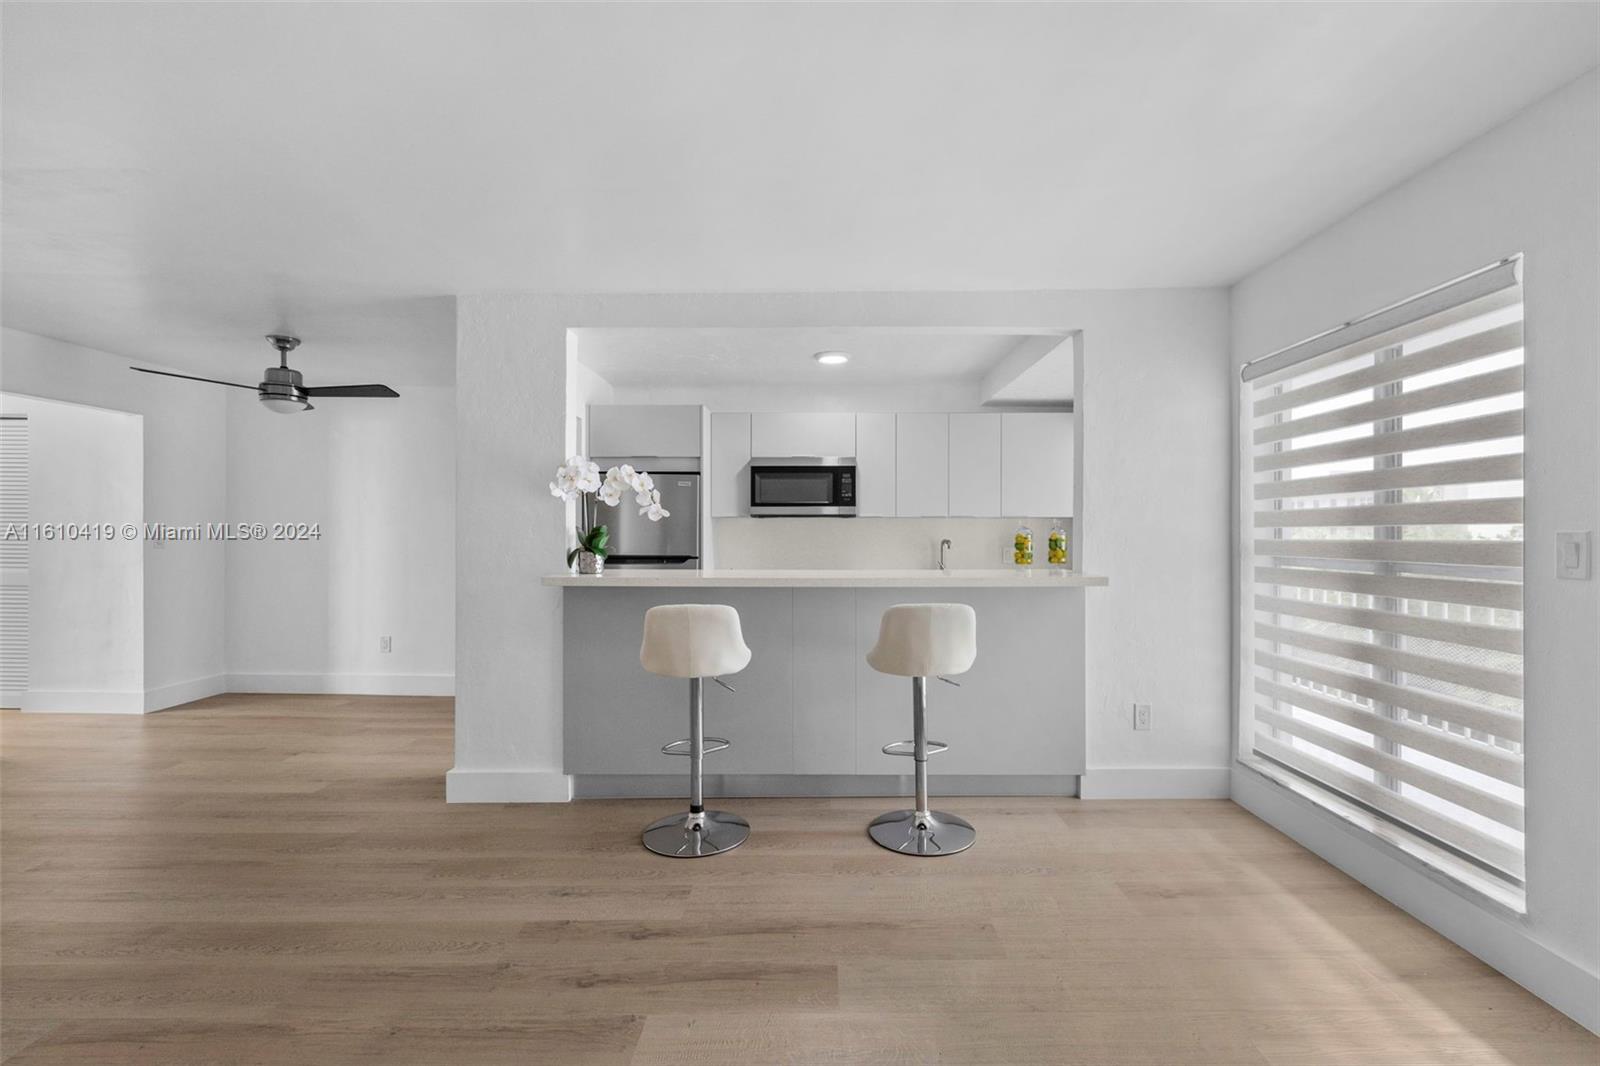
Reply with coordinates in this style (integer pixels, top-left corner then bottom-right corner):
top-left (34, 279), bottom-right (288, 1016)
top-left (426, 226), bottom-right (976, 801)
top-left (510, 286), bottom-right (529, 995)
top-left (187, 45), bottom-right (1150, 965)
top-left (544, 326), bottom-right (1105, 838)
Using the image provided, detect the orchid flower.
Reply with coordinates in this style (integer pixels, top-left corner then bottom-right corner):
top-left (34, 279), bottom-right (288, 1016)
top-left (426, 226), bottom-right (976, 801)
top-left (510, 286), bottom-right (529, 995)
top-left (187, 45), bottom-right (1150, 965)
top-left (552, 457), bottom-right (669, 572)
top-left (639, 487), bottom-right (670, 521)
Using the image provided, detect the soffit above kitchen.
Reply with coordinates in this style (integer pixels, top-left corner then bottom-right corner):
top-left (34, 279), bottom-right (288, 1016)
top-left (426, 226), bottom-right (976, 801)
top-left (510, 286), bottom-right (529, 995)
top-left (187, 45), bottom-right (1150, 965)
top-left (574, 327), bottom-right (1075, 405)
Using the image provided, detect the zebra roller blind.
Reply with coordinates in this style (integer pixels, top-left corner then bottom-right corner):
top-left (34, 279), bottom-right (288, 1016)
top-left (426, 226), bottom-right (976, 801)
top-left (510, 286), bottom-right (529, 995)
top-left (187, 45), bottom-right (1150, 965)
top-left (1241, 260), bottom-right (1525, 882)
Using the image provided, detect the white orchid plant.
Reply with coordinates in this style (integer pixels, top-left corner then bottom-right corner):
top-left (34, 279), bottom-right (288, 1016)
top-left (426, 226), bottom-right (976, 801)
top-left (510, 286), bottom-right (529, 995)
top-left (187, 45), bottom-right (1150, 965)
top-left (550, 456), bottom-right (670, 566)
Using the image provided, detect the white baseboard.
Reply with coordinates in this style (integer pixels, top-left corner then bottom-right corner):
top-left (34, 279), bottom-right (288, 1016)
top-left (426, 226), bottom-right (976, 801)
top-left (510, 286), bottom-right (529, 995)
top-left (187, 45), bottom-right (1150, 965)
top-left (574, 774), bottom-right (1079, 799)
top-left (1078, 766), bottom-right (1232, 799)
top-left (21, 689), bottom-right (146, 714)
top-left (228, 673), bottom-right (455, 697)
top-left (446, 768), bottom-right (573, 803)
top-left (1234, 764), bottom-right (1600, 1034)
top-left (145, 674), bottom-right (229, 712)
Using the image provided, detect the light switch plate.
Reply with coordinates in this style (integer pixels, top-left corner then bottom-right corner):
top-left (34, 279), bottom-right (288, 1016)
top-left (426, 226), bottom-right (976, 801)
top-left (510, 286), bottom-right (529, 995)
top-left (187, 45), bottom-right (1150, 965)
top-left (1556, 531), bottom-right (1591, 580)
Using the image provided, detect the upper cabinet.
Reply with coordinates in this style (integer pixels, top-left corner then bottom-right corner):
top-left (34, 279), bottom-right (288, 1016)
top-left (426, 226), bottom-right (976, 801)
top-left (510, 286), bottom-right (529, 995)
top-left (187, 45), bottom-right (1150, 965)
top-left (709, 412), bottom-right (752, 518)
top-left (948, 413), bottom-right (1002, 517)
top-left (895, 413), bottom-right (949, 517)
top-left (1001, 412), bottom-right (1074, 517)
top-left (750, 412), bottom-right (856, 458)
top-left (688, 405), bottom-right (1075, 520)
top-left (854, 413), bottom-right (896, 517)
top-left (588, 404), bottom-right (703, 458)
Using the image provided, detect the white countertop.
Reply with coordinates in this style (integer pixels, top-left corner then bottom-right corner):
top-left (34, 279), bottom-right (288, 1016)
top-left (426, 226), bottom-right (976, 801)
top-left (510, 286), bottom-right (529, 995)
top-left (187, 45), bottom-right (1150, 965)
top-left (543, 567), bottom-right (1109, 588)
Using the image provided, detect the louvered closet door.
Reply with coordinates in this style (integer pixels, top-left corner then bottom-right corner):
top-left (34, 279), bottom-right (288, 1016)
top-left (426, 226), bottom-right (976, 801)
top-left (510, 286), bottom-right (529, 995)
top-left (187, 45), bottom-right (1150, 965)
top-left (0, 417), bottom-right (28, 707)
top-left (1242, 265), bottom-right (1525, 882)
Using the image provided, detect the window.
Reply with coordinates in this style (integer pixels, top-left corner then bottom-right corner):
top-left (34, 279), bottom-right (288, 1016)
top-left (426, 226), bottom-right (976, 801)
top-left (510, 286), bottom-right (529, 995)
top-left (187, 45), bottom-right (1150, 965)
top-left (1239, 259), bottom-right (1525, 885)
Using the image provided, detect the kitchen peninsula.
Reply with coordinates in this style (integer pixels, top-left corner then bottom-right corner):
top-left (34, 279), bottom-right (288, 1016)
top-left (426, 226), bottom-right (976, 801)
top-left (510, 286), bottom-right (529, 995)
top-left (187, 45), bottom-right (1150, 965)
top-left (545, 568), bottom-right (1106, 795)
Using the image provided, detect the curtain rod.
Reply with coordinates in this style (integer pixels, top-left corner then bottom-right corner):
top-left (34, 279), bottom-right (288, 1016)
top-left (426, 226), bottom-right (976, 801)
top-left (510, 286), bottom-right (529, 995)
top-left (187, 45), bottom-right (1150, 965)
top-left (1240, 256), bottom-right (1521, 383)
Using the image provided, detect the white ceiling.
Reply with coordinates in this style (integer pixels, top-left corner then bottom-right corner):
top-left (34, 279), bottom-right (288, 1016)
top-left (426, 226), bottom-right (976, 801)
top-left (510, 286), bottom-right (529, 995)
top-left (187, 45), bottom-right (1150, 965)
top-left (576, 327), bottom-right (1057, 392)
top-left (3, 3), bottom-right (1596, 385)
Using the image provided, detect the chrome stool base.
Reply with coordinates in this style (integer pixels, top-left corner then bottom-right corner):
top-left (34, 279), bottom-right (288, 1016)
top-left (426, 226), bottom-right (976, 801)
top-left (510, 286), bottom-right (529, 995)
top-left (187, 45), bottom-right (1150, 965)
top-left (643, 808), bottom-right (750, 858)
top-left (868, 808), bottom-right (975, 856)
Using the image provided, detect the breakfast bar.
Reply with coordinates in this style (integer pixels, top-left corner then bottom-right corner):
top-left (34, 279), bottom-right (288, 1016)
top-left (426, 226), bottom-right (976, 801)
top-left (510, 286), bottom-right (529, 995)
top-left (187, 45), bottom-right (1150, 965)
top-left (544, 568), bottom-right (1107, 796)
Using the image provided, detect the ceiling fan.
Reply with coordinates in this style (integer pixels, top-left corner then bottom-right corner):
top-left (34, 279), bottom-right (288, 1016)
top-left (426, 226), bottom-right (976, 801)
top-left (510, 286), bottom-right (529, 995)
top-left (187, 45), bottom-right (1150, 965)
top-left (131, 335), bottom-right (399, 414)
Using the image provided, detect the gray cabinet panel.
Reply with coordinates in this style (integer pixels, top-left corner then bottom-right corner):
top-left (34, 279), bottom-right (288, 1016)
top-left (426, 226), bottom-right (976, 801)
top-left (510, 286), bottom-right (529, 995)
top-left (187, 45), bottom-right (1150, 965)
top-left (792, 590), bottom-right (858, 773)
top-left (853, 590), bottom-right (1083, 775)
top-left (563, 589), bottom-right (794, 773)
top-left (565, 587), bottom-right (1085, 780)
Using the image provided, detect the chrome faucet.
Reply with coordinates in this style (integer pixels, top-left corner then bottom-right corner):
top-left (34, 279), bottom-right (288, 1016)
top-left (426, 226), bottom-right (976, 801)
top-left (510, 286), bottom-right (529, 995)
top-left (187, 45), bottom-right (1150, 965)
top-left (939, 538), bottom-right (952, 571)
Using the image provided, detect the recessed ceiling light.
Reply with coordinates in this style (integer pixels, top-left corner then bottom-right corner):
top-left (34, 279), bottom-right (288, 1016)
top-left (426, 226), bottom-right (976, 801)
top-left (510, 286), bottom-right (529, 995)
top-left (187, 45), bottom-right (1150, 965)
top-left (813, 350), bottom-right (850, 366)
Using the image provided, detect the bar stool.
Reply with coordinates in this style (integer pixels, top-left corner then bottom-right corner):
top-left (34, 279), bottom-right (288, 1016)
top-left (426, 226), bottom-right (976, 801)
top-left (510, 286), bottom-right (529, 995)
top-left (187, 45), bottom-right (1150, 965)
top-left (639, 604), bottom-right (753, 858)
top-left (866, 603), bottom-right (978, 856)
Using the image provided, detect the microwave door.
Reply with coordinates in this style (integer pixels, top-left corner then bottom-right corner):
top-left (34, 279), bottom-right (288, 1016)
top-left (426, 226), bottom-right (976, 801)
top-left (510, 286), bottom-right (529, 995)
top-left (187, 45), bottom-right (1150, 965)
top-left (753, 469), bottom-right (835, 507)
top-left (609, 474), bottom-right (700, 559)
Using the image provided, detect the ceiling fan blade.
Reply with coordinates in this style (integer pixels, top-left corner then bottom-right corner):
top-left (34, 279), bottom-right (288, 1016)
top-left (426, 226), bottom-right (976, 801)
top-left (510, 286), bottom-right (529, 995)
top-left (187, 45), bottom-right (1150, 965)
top-left (300, 384), bottom-right (400, 398)
top-left (131, 366), bottom-right (257, 390)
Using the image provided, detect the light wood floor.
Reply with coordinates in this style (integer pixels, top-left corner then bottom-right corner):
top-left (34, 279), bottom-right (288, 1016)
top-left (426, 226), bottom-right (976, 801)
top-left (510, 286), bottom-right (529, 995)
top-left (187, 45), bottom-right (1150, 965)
top-left (1, 695), bottom-right (1593, 1065)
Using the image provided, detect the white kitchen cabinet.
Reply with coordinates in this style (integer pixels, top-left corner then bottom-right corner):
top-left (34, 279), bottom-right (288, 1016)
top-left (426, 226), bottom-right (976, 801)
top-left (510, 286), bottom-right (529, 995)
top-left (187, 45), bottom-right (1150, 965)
top-left (588, 404), bottom-right (704, 458)
top-left (854, 413), bottom-right (896, 517)
top-left (710, 412), bottom-right (752, 517)
top-left (948, 413), bottom-right (1002, 516)
top-left (1001, 412), bottom-right (1074, 517)
top-left (895, 413), bottom-right (949, 517)
top-left (750, 412), bottom-right (856, 458)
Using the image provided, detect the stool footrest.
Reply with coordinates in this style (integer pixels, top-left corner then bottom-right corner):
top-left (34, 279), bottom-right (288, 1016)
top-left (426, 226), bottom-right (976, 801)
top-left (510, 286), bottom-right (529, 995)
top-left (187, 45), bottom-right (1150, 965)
top-left (881, 739), bottom-right (949, 758)
top-left (662, 737), bottom-right (731, 757)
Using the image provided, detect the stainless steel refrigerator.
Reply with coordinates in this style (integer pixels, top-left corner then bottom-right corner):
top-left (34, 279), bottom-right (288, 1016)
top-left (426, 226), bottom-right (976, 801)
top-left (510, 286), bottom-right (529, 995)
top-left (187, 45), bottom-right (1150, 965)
top-left (591, 457), bottom-right (701, 568)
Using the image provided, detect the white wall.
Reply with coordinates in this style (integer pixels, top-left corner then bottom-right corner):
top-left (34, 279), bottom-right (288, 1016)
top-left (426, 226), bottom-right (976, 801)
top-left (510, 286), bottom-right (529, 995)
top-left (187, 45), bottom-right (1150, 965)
top-left (0, 328), bottom-right (456, 705)
top-left (0, 394), bottom-right (144, 712)
top-left (226, 386), bottom-right (456, 694)
top-left (453, 288), bottom-right (1231, 802)
top-left (1, 329), bottom-right (228, 709)
top-left (1229, 70), bottom-right (1599, 1030)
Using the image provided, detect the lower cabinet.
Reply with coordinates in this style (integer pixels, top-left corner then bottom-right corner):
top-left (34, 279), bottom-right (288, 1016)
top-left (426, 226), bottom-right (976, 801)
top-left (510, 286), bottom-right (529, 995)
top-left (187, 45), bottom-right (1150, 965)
top-left (563, 588), bottom-right (1085, 778)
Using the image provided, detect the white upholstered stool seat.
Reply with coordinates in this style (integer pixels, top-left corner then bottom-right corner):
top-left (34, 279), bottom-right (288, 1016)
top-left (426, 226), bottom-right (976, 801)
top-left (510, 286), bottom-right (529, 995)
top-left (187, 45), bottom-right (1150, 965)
top-left (638, 604), bottom-right (752, 858)
top-left (866, 603), bottom-right (978, 857)
top-left (640, 604), bottom-right (752, 679)
top-left (866, 603), bottom-right (977, 678)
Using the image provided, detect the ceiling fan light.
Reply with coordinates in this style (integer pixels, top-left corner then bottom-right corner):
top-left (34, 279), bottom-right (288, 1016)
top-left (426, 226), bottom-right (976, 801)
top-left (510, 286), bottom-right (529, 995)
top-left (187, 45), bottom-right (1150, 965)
top-left (260, 395), bottom-right (311, 415)
top-left (813, 350), bottom-right (850, 366)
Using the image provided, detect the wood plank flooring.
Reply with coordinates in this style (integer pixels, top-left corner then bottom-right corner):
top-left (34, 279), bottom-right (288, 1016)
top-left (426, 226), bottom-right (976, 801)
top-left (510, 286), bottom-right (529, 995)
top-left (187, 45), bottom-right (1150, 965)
top-left (2, 694), bottom-right (1594, 1064)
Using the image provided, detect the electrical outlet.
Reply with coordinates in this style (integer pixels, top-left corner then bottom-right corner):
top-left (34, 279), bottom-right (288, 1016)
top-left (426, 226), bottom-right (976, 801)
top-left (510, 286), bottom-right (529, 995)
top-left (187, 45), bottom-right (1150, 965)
top-left (1557, 531), bottom-right (1591, 580)
top-left (379, 636), bottom-right (392, 654)
top-left (1133, 703), bottom-right (1152, 731)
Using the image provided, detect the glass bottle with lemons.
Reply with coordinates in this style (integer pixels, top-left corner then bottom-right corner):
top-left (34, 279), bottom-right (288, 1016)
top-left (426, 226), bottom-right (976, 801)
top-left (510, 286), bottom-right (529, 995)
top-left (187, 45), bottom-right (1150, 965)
top-left (1012, 523), bottom-right (1034, 567)
top-left (1047, 522), bottom-right (1070, 568)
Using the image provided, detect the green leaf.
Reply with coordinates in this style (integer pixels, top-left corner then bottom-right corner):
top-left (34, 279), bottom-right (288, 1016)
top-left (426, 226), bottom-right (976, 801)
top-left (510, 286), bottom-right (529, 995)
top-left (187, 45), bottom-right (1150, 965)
top-left (566, 547), bottom-right (579, 567)
top-left (588, 525), bottom-right (610, 553)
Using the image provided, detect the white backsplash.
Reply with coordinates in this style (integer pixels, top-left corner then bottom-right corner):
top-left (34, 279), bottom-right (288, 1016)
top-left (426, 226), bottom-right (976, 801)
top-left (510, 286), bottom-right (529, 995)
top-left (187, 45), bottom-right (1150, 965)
top-left (711, 517), bottom-right (1072, 570)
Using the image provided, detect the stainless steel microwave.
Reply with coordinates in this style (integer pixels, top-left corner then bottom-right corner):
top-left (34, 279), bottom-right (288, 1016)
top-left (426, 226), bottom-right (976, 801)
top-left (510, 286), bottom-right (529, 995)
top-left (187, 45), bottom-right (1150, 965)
top-left (749, 457), bottom-right (857, 517)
